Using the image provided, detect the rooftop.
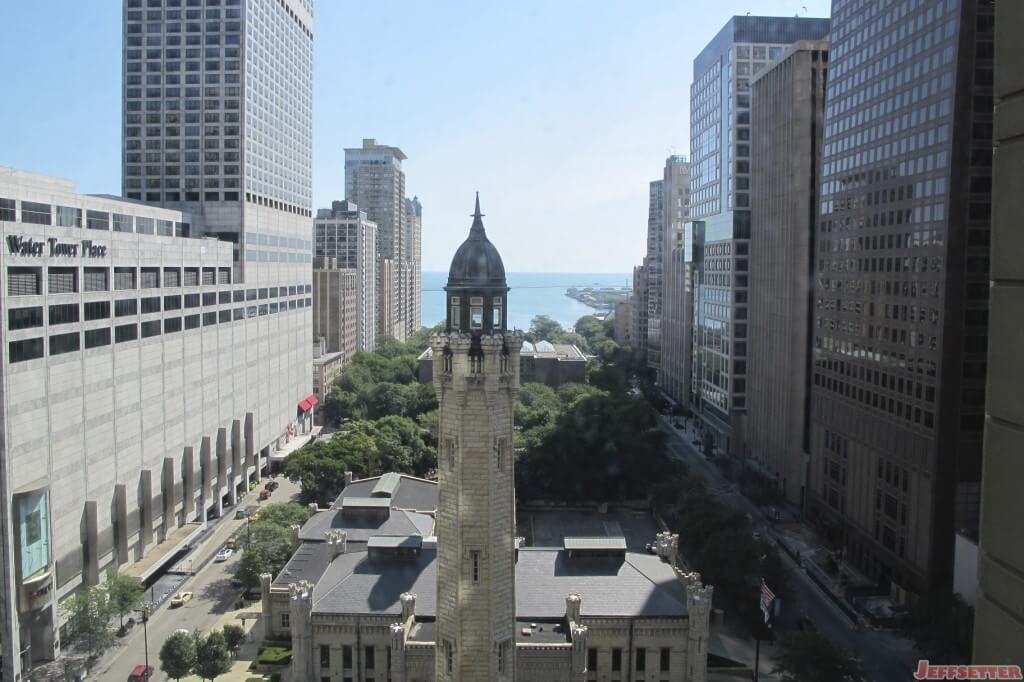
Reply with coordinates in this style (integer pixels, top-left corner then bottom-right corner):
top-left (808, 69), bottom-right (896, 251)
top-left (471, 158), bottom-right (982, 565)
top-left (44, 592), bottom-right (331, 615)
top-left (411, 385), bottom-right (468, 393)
top-left (332, 473), bottom-right (438, 512)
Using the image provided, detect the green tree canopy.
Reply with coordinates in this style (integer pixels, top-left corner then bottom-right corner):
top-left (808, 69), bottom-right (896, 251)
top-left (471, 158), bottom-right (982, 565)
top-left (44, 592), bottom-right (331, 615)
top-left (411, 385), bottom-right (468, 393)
top-left (105, 573), bottom-right (144, 629)
top-left (235, 546), bottom-right (266, 592)
top-left (62, 586), bottom-right (114, 659)
top-left (773, 632), bottom-right (862, 682)
top-left (159, 630), bottom-right (197, 681)
top-left (221, 624), bottom-right (246, 657)
top-left (525, 315), bottom-right (565, 343)
top-left (903, 591), bottom-right (974, 663)
top-left (193, 631), bottom-right (232, 681)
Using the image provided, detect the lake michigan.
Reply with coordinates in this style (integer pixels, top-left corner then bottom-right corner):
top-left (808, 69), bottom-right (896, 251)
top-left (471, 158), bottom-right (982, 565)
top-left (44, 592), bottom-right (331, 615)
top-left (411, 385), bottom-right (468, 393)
top-left (421, 271), bottom-right (632, 331)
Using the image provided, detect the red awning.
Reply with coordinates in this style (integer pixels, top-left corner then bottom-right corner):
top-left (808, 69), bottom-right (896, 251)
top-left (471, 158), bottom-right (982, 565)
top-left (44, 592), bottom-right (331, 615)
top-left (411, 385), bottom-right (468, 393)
top-left (298, 399), bottom-right (312, 412)
top-left (307, 394), bottom-right (319, 407)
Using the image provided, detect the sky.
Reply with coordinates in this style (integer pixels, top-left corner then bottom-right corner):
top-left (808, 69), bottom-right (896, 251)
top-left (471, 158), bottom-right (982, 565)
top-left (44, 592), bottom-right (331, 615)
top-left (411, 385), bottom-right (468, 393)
top-left (0, 0), bottom-right (830, 273)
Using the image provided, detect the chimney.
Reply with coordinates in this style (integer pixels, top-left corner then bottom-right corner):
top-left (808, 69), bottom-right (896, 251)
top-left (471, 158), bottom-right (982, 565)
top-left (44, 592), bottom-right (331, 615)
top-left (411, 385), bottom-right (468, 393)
top-left (290, 524), bottom-right (301, 551)
top-left (326, 530), bottom-right (348, 559)
top-left (308, 502), bottom-right (319, 515)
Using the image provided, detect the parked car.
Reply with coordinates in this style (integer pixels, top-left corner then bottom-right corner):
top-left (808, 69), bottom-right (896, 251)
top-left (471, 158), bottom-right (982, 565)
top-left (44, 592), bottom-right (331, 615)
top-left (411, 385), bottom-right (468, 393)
top-left (644, 542), bottom-right (658, 555)
top-left (127, 665), bottom-right (153, 681)
top-left (215, 547), bottom-right (234, 562)
top-left (169, 591), bottom-right (193, 607)
top-left (225, 537), bottom-right (238, 550)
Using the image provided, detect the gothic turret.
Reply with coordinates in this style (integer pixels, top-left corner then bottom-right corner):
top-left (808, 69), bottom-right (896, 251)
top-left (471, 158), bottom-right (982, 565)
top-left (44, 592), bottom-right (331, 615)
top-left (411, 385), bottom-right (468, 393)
top-left (445, 193), bottom-right (509, 337)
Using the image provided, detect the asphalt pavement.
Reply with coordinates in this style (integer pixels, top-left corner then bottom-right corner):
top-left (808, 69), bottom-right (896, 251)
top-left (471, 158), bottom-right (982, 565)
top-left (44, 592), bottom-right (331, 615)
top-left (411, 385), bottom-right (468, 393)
top-left (89, 476), bottom-right (301, 682)
top-left (657, 415), bottom-right (917, 682)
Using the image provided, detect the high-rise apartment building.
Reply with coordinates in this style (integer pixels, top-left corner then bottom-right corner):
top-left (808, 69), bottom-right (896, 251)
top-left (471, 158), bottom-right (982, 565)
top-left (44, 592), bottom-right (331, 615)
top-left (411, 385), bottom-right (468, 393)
top-left (630, 264), bottom-right (648, 354)
top-left (644, 179), bottom-right (665, 370)
top-left (122, 0), bottom-right (315, 280)
top-left (314, 200), bottom-right (378, 352)
top-left (659, 157), bottom-right (692, 403)
top-left (808, 0), bottom-right (994, 597)
top-left (689, 16), bottom-right (830, 454)
top-left (405, 196), bottom-right (423, 333)
top-left (974, 0), bottom-right (1024, 663)
top-left (746, 40), bottom-right (829, 509)
top-left (345, 139), bottom-right (408, 340)
top-left (312, 258), bottom-right (357, 362)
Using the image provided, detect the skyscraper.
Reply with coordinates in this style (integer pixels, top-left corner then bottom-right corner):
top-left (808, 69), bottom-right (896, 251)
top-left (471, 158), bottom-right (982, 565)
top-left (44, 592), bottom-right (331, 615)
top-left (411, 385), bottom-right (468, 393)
top-left (345, 139), bottom-right (408, 340)
top-left (746, 40), bottom-right (829, 509)
top-left (644, 179), bottom-right (665, 369)
top-left (659, 157), bottom-right (692, 404)
top-left (122, 0), bottom-right (315, 280)
top-left (688, 16), bottom-right (830, 454)
top-left (315, 200), bottom-right (378, 352)
top-left (406, 196), bottom-right (423, 333)
top-left (808, 0), bottom-right (994, 596)
top-left (974, 0), bottom-right (1024, 662)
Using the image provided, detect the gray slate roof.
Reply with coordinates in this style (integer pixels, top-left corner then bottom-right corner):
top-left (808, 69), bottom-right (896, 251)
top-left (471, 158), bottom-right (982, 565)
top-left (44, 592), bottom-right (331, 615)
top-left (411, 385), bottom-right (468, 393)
top-left (274, 542), bottom-right (333, 588)
top-left (308, 547), bottom-right (687, 620)
top-left (332, 474), bottom-right (438, 512)
top-left (298, 508), bottom-right (433, 544)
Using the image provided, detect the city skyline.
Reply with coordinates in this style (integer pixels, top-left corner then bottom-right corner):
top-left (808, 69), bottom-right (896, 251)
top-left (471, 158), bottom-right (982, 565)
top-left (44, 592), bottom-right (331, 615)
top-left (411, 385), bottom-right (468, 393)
top-left (0, 0), bottom-right (830, 273)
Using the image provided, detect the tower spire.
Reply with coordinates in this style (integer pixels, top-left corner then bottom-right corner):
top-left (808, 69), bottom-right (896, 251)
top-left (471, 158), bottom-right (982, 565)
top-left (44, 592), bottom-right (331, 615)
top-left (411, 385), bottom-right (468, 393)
top-left (470, 192), bottom-right (486, 237)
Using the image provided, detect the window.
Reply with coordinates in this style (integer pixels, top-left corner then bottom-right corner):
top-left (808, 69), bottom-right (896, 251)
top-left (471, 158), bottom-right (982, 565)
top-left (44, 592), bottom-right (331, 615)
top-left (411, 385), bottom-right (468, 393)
top-left (8, 267), bottom-right (41, 295)
top-left (21, 201), bottom-right (51, 225)
top-left (660, 647), bottom-right (670, 672)
top-left (164, 317), bottom-right (182, 333)
top-left (588, 648), bottom-right (598, 672)
top-left (8, 307), bottom-right (43, 330)
top-left (49, 332), bottom-right (80, 356)
top-left (164, 294), bottom-right (182, 310)
top-left (48, 267), bottom-right (77, 294)
top-left (83, 267), bottom-right (109, 292)
top-left (141, 296), bottom-right (161, 313)
top-left (471, 550), bottom-right (480, 582)
top-left (140, 267), bottom-right (160, 288)
top-left (86, 210), bottom-right (109, 230)
top-left (141, 320), bottom-right (161, 338)
top-left (0, 198), bottom-right (15, 221)
top-left (84, 301), bottom-right (110, 321)
top-left (636, 648), bottom-right (646, 672)
top-left (115, 323), bottom-right (138, 343)
top-left (493, 306), bottom-right (502, 326)
top-left (364, 647), bottom-right (374, 671)
top-left (49, 304), bottom-right (79, 325)
top-left (470, 307), bottom-right (483, 328)
top-left (319, 645), bottom-right (330, 669)
top-left (444, 640), bottom-right (454, 674)
top-left (219, 309), bottom-right (231, 323)
top-left (85, 328), bottom-right (111, 349)
top-left (184, 313), bottom-right (200, 329)
top-left (9, 338), bottom-right (44, 363)
top-left (612, 648), bottom-right (622, 671)
top-left (163, 267), bottom-right (181, 287)
top-left (115, 299), bottom-right (138, 317)
top-left (115, 267), bottom-right (137, 290)
top-left (281, 613), bottom-right (290, 629)
top-left (342, 646), bottom-right (352, 669)
top-left (113, 213), bottom-right (134, 232)
top-left (57, 205), bottom-right (82, 227)
top-left (202, 311), bottom-right (217, 326)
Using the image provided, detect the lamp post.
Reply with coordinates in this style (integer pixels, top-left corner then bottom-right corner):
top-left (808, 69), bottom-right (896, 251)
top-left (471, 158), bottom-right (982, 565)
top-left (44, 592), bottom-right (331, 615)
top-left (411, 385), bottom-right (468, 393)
top-left (140, 604), bottom-right (150, 673)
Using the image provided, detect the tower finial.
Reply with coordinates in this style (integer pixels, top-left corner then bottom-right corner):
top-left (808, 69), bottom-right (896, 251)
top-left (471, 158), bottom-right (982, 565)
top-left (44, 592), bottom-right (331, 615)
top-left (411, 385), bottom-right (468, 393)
top-left (469, 192), bottom-right (486, 236)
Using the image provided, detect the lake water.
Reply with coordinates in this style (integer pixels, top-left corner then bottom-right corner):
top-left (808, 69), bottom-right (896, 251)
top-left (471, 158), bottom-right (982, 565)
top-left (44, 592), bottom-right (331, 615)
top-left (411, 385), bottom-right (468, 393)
top-left (421, 271), bottom-right (632, 331)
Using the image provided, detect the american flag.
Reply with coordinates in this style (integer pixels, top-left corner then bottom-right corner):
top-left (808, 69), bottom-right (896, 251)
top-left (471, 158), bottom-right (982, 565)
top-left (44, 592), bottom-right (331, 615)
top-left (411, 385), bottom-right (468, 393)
top-left (760, 580), bottom-right (776, 625)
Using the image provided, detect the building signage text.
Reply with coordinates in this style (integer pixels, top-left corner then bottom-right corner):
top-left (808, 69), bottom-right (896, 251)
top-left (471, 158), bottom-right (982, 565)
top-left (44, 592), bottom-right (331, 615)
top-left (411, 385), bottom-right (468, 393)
top-left (6, 236), bottom-right (107, 259)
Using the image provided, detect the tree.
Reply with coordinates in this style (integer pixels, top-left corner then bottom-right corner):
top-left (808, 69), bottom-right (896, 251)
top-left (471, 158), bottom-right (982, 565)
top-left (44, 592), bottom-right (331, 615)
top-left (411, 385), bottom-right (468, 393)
top-left (253, 502), bottom-right (312, 528)
top-left (236, 546), bottom-right (267, 592)
top-left (526, 315), bottom-right (565, 343)
top-left (221, 624), bottom-right (247, 658)
top-left (284, 425), bottom-right (378, 504)
top-left (105, 573), bottom-right (144, 629)
top-left (62, 586), bottom-right (114, 659)
top-left (773, 632), bottom-right (862, 682)
top-left (159, 630), bottom-right (197, 681)
top-left (903, 591), bottom-right (974, 663)
top-left (193, 631), bottom-right (232, 681)
top-left (364, 382), bottom-right (410, 419)
top-left (374, 415), bottom-right (436, 476)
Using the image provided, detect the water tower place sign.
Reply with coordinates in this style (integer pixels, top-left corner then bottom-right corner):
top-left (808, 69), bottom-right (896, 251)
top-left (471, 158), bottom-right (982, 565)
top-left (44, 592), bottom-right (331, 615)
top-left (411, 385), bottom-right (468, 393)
top-left (6, 236), bottom-right (107, 259)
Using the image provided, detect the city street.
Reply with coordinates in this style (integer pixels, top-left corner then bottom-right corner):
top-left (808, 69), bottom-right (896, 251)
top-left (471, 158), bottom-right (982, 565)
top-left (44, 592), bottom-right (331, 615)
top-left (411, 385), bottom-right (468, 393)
top-left (88, 476), bottom-right (301, 682)
top-left (657, 416), bottom-right (917, 682)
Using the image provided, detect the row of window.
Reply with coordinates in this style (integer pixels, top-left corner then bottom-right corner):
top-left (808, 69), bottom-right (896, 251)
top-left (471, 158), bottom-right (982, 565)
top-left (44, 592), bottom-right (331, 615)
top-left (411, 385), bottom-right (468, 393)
top-left (8, 298), bottom-right (311, 363)
top-left (585, 646), bottom-right (672, 673)
top-left (0, 197), bottom-right (190, 235)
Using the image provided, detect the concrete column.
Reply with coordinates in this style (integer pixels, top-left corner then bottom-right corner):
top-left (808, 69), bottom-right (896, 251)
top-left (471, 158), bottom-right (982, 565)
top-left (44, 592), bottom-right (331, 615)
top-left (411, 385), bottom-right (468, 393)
top-left (289, 581), bottom-right (314, 681)
top-left (139, 470), bottom-right (154, 550)
top-left (113, 483), bottom-right (128, 565)
top-left (162, 457), bottom-right (176, 538)
top-left (83, 501), bottom-right (99, 586)
top-left (200, 436), bottom-right (213, 521)
top-left (260, 573), bottom-right (274, 637)
top-left (390, 623), bottom-right (407, 682)
top-left (182, 446), bottom-right (195, 520)
top-left (231, 418), bottom-right (243, 489)
top-left (217, 427), bottom-right (231, 507)
top-left (244, 413), bottom-right (256, 481)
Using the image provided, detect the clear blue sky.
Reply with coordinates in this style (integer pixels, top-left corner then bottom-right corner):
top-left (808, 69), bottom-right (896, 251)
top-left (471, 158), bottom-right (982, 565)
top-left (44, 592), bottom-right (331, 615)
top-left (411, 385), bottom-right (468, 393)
top-left (0, 1), bottom-right (829, 272)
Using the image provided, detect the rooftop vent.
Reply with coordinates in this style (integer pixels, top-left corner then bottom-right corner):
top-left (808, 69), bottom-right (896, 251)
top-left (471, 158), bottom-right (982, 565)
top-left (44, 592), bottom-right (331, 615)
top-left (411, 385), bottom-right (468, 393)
top-left (371, 472), bottom-right (402, 498)
top-left (563, 536), bottom-right (627, 559)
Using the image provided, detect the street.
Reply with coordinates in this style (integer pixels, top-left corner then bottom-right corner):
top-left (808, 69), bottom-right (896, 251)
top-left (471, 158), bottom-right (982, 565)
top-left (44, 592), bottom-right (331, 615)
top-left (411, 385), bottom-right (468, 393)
top-left (89, 476), bottom-right (301, 682)
top-left (657, 415), bottom-right (917, 682)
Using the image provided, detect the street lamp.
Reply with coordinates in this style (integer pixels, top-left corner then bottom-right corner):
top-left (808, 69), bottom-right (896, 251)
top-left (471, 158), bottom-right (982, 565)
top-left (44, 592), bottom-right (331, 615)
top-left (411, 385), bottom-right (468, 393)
top-left (140, 604), bottom-right (150, 674)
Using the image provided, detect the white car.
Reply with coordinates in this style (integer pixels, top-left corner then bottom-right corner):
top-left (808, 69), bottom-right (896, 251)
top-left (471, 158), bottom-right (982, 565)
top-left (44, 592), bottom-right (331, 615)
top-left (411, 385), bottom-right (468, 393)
top-left (214, 547), bottom-right (234, 562)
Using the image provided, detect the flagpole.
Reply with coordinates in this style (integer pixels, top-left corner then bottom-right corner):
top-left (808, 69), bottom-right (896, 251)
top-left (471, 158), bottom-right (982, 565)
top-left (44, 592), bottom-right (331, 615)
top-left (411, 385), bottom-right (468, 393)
top-left (752, 636), bottom-right (760, 682)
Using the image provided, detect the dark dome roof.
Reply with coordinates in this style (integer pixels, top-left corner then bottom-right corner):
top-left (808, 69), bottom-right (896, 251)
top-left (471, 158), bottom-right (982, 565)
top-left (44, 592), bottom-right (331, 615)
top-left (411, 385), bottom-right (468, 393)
top-left (447, 195), bottom-right (506, 288)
